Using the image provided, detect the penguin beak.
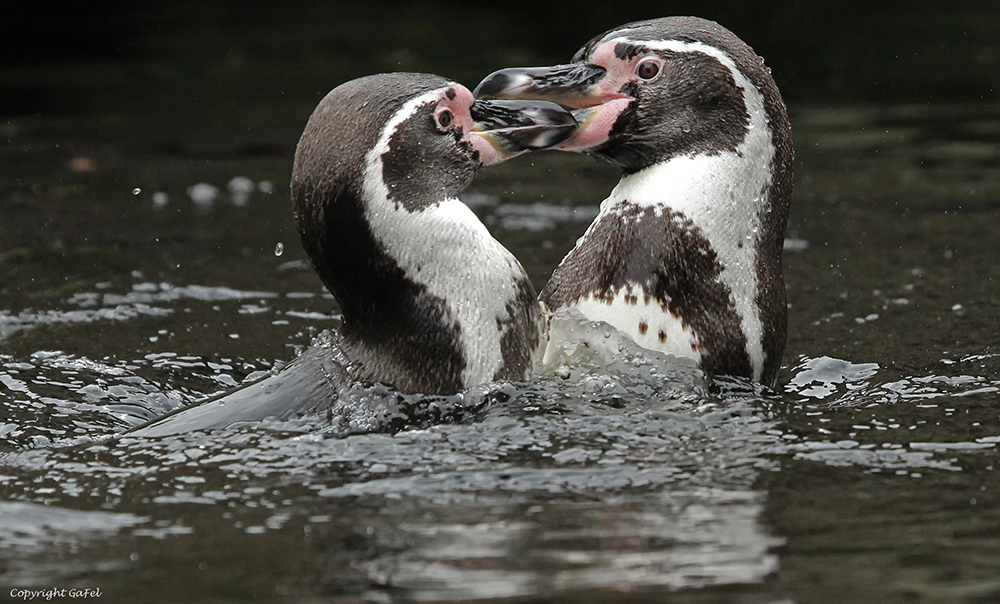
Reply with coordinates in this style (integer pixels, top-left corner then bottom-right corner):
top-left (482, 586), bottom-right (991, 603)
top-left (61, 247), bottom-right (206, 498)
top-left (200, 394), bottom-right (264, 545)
top-left (474, 64), bottom-right (612, 108)
top-left (474, 64), bottom-right (634, 152)
top-left (469, 98), bottom-right (578, 162)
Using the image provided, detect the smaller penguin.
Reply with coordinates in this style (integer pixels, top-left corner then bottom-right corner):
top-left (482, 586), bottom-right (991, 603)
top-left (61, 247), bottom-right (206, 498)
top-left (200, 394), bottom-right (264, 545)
top-left (131, 73), bottom-right (576, 436)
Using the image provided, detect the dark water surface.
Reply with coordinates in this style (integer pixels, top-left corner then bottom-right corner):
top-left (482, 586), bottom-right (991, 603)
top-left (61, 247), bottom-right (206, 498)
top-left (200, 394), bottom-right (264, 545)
top-left (2, 3), bottom-right (999, 603)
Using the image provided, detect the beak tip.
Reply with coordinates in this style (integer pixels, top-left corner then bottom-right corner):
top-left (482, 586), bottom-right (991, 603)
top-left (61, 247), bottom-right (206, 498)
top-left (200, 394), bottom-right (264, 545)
top-left (473, 71), bottom-right (512, 99)
top-left (474, 63), bottom-right (610, 108)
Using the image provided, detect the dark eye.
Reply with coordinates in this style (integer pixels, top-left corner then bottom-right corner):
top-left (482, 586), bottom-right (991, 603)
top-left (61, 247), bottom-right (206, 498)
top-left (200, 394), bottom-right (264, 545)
top-left (436, 109), bottom-right (453, 128)
top-left (636, 60), bottom-right (660, 80)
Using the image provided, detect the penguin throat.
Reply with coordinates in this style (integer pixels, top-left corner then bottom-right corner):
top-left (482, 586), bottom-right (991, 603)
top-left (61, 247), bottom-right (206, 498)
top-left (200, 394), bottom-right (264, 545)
top-left (355, 93), bottom-right (542, 388)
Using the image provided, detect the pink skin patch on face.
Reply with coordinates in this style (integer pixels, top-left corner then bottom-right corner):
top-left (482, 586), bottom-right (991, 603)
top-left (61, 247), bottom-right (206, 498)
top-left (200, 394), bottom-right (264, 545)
top-left (555, 98), bottom-right (632, 152)
top-left (467, 131), bottom-right (513, 166)
top-left (552, 40), bottom-right (661, 152)
top-left (438, 84), bottom-right (476, 135)
top-left (435, 84), bottom-right (516, 167)
top-left (588, 40), bottom-right (661, 97)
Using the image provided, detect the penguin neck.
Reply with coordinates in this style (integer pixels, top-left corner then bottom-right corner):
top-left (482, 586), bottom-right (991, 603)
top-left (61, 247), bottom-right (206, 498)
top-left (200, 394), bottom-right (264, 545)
top-left (349, 129), bottom-right (542, 389)
top-left (600, 93), bottom-right (777, 382)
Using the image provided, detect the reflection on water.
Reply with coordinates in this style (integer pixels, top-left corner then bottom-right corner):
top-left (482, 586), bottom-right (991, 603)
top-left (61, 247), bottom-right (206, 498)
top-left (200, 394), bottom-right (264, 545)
top-left (1, 373), bottom-right (782, 599)
top-left (2, 323), bottom-right (998, 600)
top-left (0, 502), bottom-right (148, 587)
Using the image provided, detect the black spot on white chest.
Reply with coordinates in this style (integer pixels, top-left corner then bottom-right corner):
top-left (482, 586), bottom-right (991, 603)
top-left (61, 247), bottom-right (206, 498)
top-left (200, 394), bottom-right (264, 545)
top-left (540, 202), bottom-right (752, 380)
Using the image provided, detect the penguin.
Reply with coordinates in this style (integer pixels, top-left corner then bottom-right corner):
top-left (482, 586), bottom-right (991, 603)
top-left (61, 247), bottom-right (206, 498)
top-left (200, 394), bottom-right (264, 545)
top-left (475, 17), bottom-right (794, 387)
top-left (130, 72), bottom-right (576, 436)
top-left (291, 72), bottom-right (576, 394)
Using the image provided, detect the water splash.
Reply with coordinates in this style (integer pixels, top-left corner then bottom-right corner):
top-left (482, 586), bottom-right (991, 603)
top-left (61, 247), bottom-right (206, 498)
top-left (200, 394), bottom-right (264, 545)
top-left (785, 356), bottom-right (880, 399)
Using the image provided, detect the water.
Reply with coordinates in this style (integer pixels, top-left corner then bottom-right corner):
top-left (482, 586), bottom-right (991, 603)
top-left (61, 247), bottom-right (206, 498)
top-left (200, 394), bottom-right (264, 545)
top-left (2, 3), bottom-right (1000, 602)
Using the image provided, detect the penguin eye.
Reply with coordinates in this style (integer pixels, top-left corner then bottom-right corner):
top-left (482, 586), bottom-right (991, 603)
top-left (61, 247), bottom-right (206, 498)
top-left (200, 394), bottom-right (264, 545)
top-left (436, 109), bottom-right (453, 129)
top-left (636, 59), bottom-right (661, 80)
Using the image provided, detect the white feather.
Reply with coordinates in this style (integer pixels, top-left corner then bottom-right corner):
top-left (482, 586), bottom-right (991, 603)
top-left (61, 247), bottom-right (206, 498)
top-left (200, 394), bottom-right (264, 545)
top-left (574, 288), bottom-right (702, 362)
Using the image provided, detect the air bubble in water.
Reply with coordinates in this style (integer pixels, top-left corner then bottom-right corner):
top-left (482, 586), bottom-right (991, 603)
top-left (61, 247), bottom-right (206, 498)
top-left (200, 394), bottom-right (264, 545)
top-left (132, 188), bottom-right (141, 195)
top-left (274, 242), bottom-right (284, 256)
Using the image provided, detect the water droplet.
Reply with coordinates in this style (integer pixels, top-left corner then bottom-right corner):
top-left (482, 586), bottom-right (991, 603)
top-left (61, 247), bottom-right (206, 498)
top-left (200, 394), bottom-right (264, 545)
top-left (228, 176), bottom-right (254, 207)
top-left (228, 176), bottom-right (254, 194)
top-left (274, 242), bottom-right (284, 256)
top-left (132, 187), bottom-right (141, 195)
top-left (152, 192), bottom-right (169, 208)
top-left (188, 183), bottom-right (219, 207)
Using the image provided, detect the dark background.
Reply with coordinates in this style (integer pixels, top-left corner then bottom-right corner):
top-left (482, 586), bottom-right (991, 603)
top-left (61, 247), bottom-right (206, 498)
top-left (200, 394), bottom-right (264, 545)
top-left (2, 1), bottom-right (998, 114)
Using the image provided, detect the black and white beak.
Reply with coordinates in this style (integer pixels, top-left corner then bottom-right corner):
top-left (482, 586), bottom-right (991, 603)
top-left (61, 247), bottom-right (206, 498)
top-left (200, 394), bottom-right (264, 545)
top-left (474, 64), bottom-right (611, 108)
top-left (469, 98), bottom-right (579, 160)
top-left (474, 64), bottom-right (634, 152)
